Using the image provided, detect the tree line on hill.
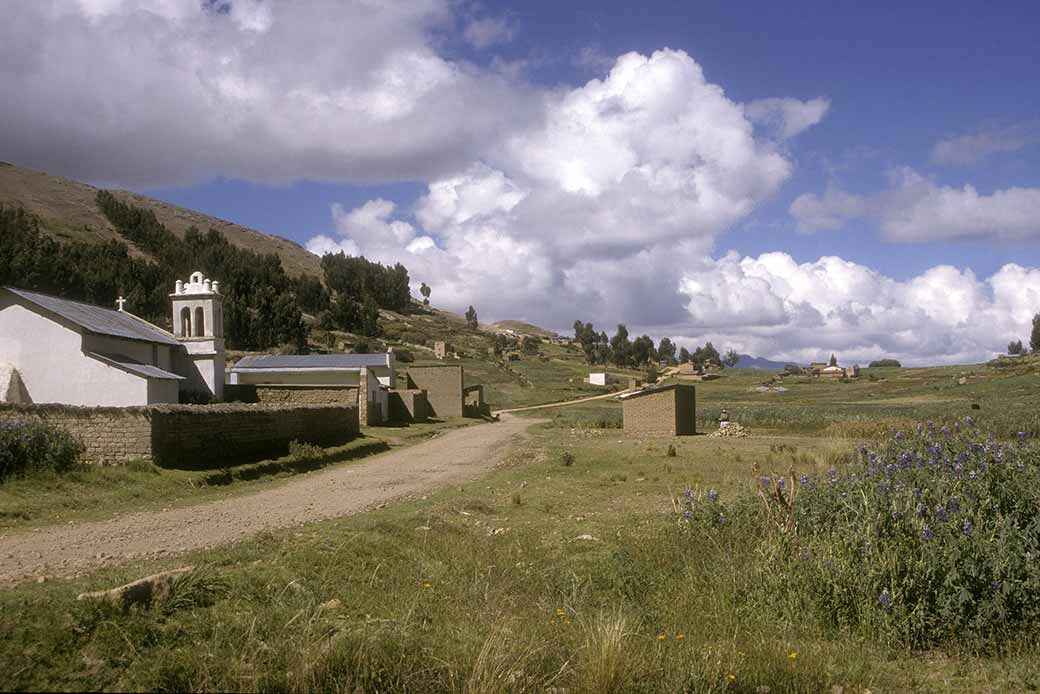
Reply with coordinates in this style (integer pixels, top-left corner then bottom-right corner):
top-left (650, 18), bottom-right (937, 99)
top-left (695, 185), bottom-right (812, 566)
top-left (572, 320), bottom-right (739, 369)
top-left (314, 252), bottom-right (411, 338)
top-left (95, 191), bottom-right (309, 351)
top-left (1008, 316), bottom-right (1040, 356)
top-left (1, 194), bottom-right (417, 352)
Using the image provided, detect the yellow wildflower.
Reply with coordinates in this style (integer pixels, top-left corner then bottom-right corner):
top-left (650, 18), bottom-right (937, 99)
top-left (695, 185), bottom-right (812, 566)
top-left (676, 634), bottom-right (685, 640)
top-left (657, 633), bottom-right (666, 641)
top-left (788, 651), bottom-right (797, 659)
top-left (728, 674), bottom-right (736, 681)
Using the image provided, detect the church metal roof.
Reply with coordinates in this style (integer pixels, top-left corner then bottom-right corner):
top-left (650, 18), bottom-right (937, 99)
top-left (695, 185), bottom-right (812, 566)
top-left (88, 352), bottom-right (185, 381)
top-left (2, 287), bottom-right (181, 346)
top-left (231, 354), bottom-right (391, 370)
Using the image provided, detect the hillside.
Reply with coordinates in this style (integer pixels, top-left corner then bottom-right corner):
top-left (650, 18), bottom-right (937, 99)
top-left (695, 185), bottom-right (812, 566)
top-left (487, 320), bottom-right (558, 338)
top-left (0, 161), bottom-right (321, 278)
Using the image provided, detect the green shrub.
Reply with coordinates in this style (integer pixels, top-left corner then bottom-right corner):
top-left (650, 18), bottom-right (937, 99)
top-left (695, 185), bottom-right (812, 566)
top-left (287, 440), bottom-right (324, 462)
top-left (679, 419), bottom-right (1040, 649)
top-left (0, 420), bottom-right (83, 481)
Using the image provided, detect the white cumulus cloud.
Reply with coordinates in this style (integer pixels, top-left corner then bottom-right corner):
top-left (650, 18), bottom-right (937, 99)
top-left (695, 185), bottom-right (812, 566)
top-left (745, 96), bottom-right (831, 139)
top-left (0, 0), bottom-right (539, 186)
top-left (676, 253), bottom-right (1040, 366)
top-left (310, 49), bottom-right (808, 329)
top-left (931, 124), bottom-right (1036, 166)
top-left (791, 168), bottom-right (1040, 241)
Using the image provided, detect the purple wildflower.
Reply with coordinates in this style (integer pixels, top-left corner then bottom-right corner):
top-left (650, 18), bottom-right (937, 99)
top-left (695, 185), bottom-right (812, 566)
top-left (879, 589), bottom-right (892, 611)
top-left (921, 525), bottom-right (934, 541)
top-left (962, 519), bottom-right (973, 536)
top-left (707, 488), bottom-right (719, 503)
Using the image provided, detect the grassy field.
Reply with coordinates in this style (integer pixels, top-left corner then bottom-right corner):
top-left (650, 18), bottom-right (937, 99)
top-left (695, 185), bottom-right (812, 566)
top-left (2, 417), bottom-right (1037, 692)
top-left (3, 356), bottom-right (1040, 691)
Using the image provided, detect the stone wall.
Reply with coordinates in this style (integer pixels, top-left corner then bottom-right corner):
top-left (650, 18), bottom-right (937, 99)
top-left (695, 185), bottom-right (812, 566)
top-left (226, 384), bottom-right (360, 405)
top-left (622, 384), bottom-right (696, 437)
top-left (388, 389), bottom-right (428, 423)
top-left (227, 381), bottom-right (369, 427)
top-left (406, 365), bottom-right (464, 418)
top-left (0, 403), bottom-right (152, 464)
top-left (0, 401), bottom-right (359, 467)
top-left (150, 403), bottom-right (357, 468)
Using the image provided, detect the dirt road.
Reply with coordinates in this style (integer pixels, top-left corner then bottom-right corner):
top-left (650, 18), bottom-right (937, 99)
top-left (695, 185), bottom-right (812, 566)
top-left (0, 414), bottom-right (540, 587)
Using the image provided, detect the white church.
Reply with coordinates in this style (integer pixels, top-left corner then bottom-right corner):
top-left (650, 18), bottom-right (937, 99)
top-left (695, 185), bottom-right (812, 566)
top-left (0, 272), bottom-right (225, 407)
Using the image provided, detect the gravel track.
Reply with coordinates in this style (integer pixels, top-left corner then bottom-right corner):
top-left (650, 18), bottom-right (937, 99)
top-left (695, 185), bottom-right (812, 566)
top-left (0, 414), bottom-right (539, 588)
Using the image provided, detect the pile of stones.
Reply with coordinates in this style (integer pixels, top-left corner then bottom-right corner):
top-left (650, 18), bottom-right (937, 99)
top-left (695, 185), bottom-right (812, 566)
top-left (708, 422), bottom-right (752, 438)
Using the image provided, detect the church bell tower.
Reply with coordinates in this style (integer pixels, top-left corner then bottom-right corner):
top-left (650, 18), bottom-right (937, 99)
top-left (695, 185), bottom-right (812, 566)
top-left (171, 271), bottom-right (225, 400)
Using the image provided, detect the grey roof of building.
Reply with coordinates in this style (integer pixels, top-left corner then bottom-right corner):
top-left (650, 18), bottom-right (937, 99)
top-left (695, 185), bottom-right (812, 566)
top-left (3, 287), bottom-right (181, 346)
top-left (88, 352), bottom-right (185, 381)
top-left (231, 353), bottom-right (390, 370)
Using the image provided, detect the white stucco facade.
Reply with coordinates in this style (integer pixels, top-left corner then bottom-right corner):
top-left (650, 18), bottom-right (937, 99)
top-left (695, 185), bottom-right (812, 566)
top-left (0, 299), bottom-right (177, 406)
top-left (171, 272), bottom-right (225, 401)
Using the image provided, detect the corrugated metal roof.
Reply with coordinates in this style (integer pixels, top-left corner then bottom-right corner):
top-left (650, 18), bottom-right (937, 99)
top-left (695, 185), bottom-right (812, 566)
top-left (231, 353), bottom-right (390, 370)
top-left (88, 352), bottom-right (185, 380)
top-left (3, 287), bottom-right (181, 346)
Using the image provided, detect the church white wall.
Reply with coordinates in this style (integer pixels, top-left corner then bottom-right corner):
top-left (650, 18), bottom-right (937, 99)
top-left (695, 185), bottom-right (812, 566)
top-left (0, 302), bottom-right (152, 406)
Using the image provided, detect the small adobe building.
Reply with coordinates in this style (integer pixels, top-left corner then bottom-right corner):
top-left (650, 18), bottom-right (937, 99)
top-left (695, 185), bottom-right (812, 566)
top-left (406, 364), bottom-right (464, 418)
top-left (620, 383), bottom-right (696, 437)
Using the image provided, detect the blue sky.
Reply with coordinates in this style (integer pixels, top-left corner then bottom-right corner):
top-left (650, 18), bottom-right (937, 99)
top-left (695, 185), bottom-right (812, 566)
top-left (3, 1), bottom-right (1040, 363)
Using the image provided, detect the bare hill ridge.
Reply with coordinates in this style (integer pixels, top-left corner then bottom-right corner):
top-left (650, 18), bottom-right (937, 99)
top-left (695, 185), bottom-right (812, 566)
top-left (0, 161), bottom-right (321, 278)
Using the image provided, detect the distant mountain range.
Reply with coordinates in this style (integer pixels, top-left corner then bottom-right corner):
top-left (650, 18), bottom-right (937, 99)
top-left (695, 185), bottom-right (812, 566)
top-left (734, 354), bottom-right (796, 370)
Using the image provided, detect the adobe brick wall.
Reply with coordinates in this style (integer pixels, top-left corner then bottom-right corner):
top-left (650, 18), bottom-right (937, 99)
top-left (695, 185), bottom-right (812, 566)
top-left (406, 365), bottom-right (463, 418)
top-left (227, 382), bottom-right (367, 427)
top-left (0, 401), bottom-right (359, 467)
top-left (0, 403), bottom-right (152, 464)
top-left (150, 403), bottom-right (358, 467)
top-left (622, 385), bottom-right (696, 437)
top-left (389, 389), bottom-right (428, 423)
